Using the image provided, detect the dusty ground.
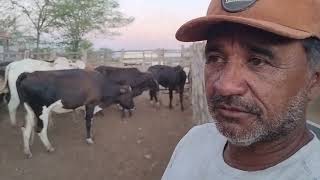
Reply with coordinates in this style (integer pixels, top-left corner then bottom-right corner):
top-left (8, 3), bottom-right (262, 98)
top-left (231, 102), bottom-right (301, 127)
top-left (0, 92), bottom-right (194, 180)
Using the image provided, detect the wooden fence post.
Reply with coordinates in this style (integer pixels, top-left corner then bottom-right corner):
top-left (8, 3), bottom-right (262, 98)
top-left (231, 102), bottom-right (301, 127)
top-left (181, 45), bottom-right (185, 58)
top-left (24, 50), bottom-right (30, 59)
top-left (191, 42), bottom-right (213, 125)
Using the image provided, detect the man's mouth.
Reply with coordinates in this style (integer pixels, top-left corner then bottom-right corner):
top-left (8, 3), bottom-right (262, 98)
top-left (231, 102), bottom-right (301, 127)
top-left (215, 105), bottom-right (257, 118)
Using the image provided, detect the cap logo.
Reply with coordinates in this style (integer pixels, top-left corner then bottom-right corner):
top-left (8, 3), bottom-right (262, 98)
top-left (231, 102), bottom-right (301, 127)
top-left (222, 0), bottom-right (257, 12)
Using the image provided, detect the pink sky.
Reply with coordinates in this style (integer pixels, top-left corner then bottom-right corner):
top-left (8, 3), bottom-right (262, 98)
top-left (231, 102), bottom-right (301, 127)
top-left (90, 0), bottom-right (210, 50)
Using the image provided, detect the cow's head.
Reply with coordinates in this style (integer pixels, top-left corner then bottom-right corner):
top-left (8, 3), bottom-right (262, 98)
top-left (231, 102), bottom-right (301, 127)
top-left (118, 85), bottom-right (135, 110)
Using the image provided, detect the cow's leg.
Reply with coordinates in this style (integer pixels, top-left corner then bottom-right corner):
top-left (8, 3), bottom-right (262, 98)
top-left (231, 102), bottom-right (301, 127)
top-left (30, 127), bottom-right (35, 146)
top-left (154, 91), bottom-right (160, 107)
top-left (21, 103), bottom-right (35, 158)
top-left (47, 111), bottom-right (55, 129)
top-left (8, 96), bottom-right (20, 126)
top-left (117, 104), bottom-right (124, 110)
top-left (149, 90), bottom-right (154, 102)
top-left (85, 105), bottom-right (95, 144)
top-left (179, 86), bottom-right (184, 111)
top-left (150, 90), bottom-right (160, 106)
top-left (121, 109), bottom-right (126, 119)
top-left (169, 89), bottom-right (173, 109)
top-left (38, 105), bottom-right (55, 152)
top-left (128, 109), bottom-right (132, 117)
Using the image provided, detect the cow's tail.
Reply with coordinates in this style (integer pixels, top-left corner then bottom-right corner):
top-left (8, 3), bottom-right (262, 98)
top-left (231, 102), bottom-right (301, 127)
top-left (16, 72), bottom-right (29, 103)
top-left (0, 62), bottom-right (11, 94)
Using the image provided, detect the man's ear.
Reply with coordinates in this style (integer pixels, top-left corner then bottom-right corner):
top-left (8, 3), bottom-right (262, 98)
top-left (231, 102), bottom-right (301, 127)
top-left (308, 72), bottom-right (320, 101)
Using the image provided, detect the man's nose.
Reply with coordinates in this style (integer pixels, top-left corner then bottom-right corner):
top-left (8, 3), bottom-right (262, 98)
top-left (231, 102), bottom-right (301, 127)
top-left (212, 64), bottom-right (248, 96)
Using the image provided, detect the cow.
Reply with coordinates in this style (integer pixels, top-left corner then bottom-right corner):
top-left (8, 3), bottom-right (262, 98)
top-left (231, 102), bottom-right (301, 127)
top-left (0, 58), bottom-right (85, 126)
top-left (94, 66), bottom-right (160, 113)
top-left (148, 65), bottom-right (187, 111)
top-left (16, 69), bottom-right (134, 158)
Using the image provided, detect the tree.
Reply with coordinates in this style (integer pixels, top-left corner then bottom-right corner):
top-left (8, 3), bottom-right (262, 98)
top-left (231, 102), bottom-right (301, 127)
top-left (0, 16), bottom-right (17, 33)
top-left (0, 0), bottom-right (16, 32)
top-left (0, 1), bottom-right (23, 51)
top-left (53, 0), bottom-right (134, 52)
top-left (9, 0), bottom-right (57, 53)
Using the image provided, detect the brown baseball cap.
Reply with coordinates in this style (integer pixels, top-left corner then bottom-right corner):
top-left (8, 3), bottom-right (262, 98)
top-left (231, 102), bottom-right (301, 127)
top-left (176, 0), bottom-right (320, 42)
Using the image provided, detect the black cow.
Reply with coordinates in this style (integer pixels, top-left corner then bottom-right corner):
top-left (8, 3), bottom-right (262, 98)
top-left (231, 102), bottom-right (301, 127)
top-left (16, 69), bottom-right (134, 158)
top-left (95, 66), bottom-right (160, 108)
top-left (148, 65), bottom-right (187, 111)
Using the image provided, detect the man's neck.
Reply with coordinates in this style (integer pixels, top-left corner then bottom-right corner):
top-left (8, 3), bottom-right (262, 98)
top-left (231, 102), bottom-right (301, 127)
top-left (223, 125), bottom-right (313, 171)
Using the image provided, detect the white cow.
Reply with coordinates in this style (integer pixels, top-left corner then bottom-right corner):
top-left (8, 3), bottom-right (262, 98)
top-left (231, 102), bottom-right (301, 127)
top-left (0, 58), bottom-right (86, 126)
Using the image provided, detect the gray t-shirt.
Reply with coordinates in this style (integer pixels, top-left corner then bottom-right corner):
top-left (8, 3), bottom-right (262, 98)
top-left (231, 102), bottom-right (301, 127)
top-left (162, 123), bottom-right (320, 180)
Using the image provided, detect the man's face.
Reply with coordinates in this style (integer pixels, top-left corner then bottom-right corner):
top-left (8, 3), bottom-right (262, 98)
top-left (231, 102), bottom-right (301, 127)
top-left (205, 24), bottom-right (312, 146)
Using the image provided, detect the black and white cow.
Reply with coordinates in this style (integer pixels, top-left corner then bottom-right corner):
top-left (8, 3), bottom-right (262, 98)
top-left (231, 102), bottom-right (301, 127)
top-left (16, 69), bottom-right (134, 158)
top-left (148, 65), bottom-right (187, 111)
top-left (95, 66), bottom-right (160, 111)
top-left (0, 58), bottom-right (85, 126)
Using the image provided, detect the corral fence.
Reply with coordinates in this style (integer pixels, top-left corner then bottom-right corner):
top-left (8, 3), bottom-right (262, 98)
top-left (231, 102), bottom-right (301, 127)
top-left (0, 46), bottom-right (191, 69)
top-left (0, 46), bottom-right (192, 89)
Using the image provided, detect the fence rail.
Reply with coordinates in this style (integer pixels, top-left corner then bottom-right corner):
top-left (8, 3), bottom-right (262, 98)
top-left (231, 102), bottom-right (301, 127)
top-left (0, 46), bottom-right (192, 69)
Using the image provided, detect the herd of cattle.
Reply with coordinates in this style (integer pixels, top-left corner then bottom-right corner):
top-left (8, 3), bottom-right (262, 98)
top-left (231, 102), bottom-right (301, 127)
top-left (0, 58), bottom-right (187, 158)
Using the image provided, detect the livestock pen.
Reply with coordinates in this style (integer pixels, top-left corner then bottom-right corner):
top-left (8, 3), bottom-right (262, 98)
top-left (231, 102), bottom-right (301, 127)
top-left (0, 45), bottom-right (320, 180)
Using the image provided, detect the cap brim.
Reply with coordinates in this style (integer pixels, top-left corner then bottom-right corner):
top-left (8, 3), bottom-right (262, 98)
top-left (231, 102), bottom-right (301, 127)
top-left (176, 15), bottom-right (312, 42)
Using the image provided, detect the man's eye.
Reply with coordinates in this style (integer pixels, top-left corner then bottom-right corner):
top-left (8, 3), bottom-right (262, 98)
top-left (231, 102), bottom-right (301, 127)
top-left (248, 57), bottom-right (269, 66)
top-left (205, 55), bottom-right (225, 64)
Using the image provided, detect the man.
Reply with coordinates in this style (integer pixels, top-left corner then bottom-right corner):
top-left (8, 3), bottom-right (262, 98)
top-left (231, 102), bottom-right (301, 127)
top-left (162, 0), bottom-right (320, 179)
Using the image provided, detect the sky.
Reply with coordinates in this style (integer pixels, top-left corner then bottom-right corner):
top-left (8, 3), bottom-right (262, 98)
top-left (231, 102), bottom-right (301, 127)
top-left (90, 0), bottom-right (210, 50)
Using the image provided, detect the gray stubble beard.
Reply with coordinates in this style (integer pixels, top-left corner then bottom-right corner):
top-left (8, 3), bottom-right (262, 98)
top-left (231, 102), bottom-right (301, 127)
top-left (209, 89), bottom-right (308, 146)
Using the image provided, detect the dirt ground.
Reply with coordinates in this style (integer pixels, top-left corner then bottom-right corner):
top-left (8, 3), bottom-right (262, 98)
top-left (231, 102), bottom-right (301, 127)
top-left (0, 92), bottom-right (194, 180)
top-left (1, 90), bottom-right (320, 180)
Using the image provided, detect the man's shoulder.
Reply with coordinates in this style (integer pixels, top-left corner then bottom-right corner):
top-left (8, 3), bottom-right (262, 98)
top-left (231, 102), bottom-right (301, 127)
top-left (183, 123), bottom-right (219, 142)
top-left (161, 123), bottom-right (225, 180)
top-left (300, 135), bottom-right (320, 178)
top-left (176, 123), bottom-right (224, 151)
top-left (277, 134), bottom-right (320, 179)
top-left (188, 123), bottom-right (217, 134)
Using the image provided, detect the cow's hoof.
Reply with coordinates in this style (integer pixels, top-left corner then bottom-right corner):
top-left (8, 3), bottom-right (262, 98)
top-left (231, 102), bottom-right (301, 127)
top-left (24, 151), bottom-right (32, 159)
top-left (47, 147), bottom-right (55, 153)
top-left (86, 138), bottom-right (94, 144)
top-left (11, 122), bottom-right (17, 128)
top-left (149, 100), bottom-right (154, 105)
top-left (117, 104), bottom-right (124, 110)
